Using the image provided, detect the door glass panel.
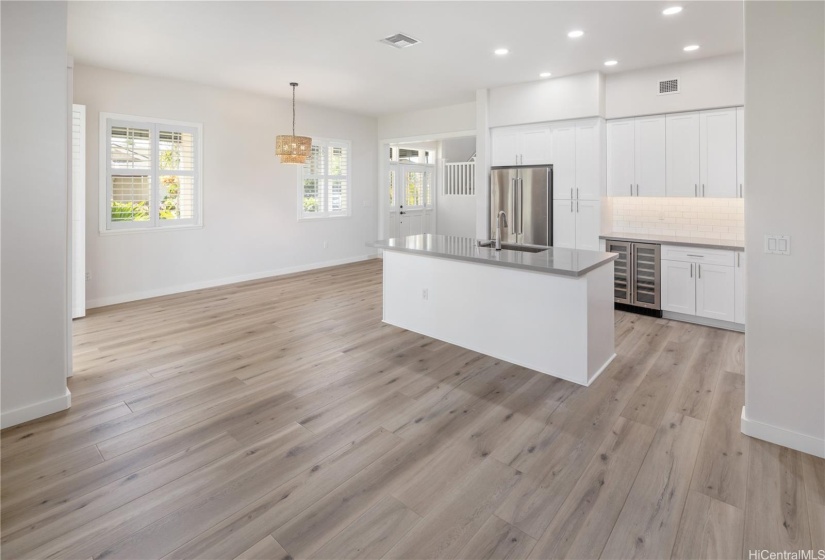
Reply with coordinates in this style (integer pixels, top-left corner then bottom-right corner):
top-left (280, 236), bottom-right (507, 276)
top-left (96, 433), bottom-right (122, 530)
top-left (633, 245), bottom-right (658, 306)
top-left (608, 242), bottom-right (629, 302)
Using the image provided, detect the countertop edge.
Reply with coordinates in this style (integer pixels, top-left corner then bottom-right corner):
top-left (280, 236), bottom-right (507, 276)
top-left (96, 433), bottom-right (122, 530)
top-left (370, 243), bottom-right (617, 278)
top-left (599, 233), bottom-right (745, 252)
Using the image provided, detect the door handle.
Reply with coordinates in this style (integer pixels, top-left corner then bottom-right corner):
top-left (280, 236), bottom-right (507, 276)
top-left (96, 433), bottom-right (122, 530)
top-left (518, 177), bottom-right (524, 236)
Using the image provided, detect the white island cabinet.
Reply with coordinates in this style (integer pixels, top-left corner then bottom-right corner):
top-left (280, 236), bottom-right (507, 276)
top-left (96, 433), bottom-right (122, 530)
top-left (371, 235), bottom-right (617, 386)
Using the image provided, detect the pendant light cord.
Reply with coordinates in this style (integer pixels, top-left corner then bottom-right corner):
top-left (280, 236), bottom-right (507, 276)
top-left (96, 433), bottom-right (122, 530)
top-left (290, 82), bottom-right (298, 136)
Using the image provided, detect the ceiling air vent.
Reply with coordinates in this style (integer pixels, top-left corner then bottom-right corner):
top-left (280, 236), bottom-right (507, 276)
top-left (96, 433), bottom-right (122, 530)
top-left (658, 78), bottom-right (680, 95)
top-left (380, 33), bottom-right (420, 49)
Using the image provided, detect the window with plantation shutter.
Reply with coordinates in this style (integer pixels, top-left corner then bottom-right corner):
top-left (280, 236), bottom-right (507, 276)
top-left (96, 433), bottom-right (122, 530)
top-left (298, 139), bottom-right (351, 219)
top-left (100, 113), bottom-right (202, 232)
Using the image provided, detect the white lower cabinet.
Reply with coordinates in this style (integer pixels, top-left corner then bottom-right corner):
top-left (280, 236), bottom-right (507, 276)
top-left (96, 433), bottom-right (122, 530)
top-left (695, 263), bottom-right (735, 322)
top-left (553, 199), bottom-right (600, 251)
top-left (553, 199), bottom-right (576, 249)
top-left (734, 251), bottom-right (746, 324)
top-left (661, 244), bottom-right (742, 327)
top-left (662, 260), bottom-right (696, 315)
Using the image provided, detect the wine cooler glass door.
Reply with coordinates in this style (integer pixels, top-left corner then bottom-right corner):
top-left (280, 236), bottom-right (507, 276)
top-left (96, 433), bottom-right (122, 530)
top-left (607, 240), bottom-right (632, 304)
top-left (631, 242), bottom-right (661, 309)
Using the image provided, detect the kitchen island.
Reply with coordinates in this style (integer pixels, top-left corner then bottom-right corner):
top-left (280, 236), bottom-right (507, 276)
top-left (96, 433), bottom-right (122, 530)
top-left (369, 234), bottom-right (617, 386)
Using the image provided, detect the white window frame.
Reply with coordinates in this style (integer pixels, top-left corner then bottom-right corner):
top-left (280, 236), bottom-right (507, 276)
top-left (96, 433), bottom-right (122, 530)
top-left (99, 112), bottom-right (203, 234)
top-left (297, 138), bottom-right (352, 220)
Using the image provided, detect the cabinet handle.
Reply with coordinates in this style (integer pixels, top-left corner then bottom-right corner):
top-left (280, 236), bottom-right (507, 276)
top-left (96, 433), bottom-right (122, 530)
top-left (695, 184), bottom-right (698, 197)
top-left (687, 254), bottom-right (704, 258)
top-left (636, 184), bottom-right (639, 196)
top-left (702, 184), bottom-right (706, 197)
top-left (690, 263), bottom-right (693, 278)
top-left (570, 188), bottom-right (573, 199)
top-left (698, 264), bottom-right (702, 279)
top-left (576, 188), bottom-right (579, 199)
top-left (630, 184), bottom-right (633, 196)
top-left (739, 183), bottom-right (743, 198)
top-left (737, 252), bottom-right (741, 267)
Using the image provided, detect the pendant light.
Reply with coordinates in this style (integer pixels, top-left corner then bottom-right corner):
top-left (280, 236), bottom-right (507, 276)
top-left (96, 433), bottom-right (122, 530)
top-left (276, 82), bottom-right (312, 164)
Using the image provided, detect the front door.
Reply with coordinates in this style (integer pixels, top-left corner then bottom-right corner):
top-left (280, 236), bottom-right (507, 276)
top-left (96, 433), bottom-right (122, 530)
top-left (388, 163), bottom-right (434, 238)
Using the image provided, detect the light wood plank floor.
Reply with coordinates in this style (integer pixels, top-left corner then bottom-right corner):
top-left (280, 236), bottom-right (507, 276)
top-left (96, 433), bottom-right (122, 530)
top-left (2, 259), bottom-right (823, 559)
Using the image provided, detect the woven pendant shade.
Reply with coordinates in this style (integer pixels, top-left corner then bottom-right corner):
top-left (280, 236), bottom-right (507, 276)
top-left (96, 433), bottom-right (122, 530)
top-left (276, 82), bottom-right (311, 164)
top-left (275, 134), bottom-right (312, 164)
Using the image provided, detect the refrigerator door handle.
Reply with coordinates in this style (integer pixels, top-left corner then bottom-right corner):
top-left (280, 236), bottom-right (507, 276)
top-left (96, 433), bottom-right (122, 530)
top-left (518, 177), bottom-right (524, 236)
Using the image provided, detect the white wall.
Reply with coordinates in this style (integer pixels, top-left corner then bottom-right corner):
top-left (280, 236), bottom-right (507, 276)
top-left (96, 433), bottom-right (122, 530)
top-left (441, 136), bottom-right (476, 162)
top-left (1, 1), bottom-right (72, 428)
top-left (75, 65), bottom-right (379, 308)
top-left (605, 53), bottom-right (744, 119)
top-left (437, 136), bottom-right (477, 237)
top-left (377, 101), bottom-right (476, 140)
top-left (488, 71), bottom-right (604, 127)
top-left (741, 1), bottom-right (824, 458)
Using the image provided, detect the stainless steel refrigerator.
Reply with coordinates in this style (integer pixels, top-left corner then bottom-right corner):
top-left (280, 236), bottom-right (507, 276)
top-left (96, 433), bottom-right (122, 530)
top-left (490, 165), bottom-right (553, 245)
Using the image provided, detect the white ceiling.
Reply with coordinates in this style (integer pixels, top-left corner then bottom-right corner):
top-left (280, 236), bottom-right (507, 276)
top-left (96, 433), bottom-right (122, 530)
top-left (68, 1), bottom-right (743, 116)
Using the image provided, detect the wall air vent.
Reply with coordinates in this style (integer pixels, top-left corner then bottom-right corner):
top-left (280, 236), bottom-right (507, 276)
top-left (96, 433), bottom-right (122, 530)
top-left (658, 78), bottom-right (680, 95)
top-left (380, 33), bottom-right (420, 49)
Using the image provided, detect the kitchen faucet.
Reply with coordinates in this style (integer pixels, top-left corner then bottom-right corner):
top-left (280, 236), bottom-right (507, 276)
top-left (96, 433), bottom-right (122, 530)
top-left (495, 211), bottom-right (508, 251)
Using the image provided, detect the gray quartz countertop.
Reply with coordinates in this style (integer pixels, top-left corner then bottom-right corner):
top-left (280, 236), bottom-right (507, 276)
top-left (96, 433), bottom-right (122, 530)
top-left (600, 232), bottom-right (745, 251)
top-left (368, 234), bottom-right (617, 278)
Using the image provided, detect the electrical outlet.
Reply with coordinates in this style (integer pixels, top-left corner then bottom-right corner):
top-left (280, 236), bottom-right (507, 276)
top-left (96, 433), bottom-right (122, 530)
top-left (764, 234), bottom-right (791, 255)
top-left (422, 288), bottom-right (428, 301)
top-left (85, 272), bottom-right (91, 281)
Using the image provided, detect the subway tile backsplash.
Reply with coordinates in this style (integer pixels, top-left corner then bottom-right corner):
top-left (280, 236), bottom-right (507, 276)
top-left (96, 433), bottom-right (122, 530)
top-left (609, 197), bottom-right (745, 241)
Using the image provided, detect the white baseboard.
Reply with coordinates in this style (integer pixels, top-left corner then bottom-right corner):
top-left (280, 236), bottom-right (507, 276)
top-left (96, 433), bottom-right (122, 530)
top-left (86, 253), bottom-right (379, 309)
top-left (741, 407), bottom-right (825, 458)
top-left (1, 387), bottom-right (72, 429)
top-left (662, 311), bottom-right (745, 333)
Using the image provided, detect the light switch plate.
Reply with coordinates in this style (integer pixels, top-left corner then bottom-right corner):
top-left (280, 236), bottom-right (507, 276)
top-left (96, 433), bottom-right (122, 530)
top-left (764, 234), bottom-right (791, 255)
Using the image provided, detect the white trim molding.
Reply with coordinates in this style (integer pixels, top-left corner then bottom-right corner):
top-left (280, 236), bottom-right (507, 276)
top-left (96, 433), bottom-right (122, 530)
top-left (1, 388), bottom-right (72, 429)
top-left (86, 253), bottom-right (378, 309)
top-left (741, 407), bottom-right (825, 459)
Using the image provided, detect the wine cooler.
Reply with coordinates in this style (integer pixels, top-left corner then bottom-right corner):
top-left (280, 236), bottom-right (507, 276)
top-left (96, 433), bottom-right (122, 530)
top-left (605, 239), bottom-right (661, 311)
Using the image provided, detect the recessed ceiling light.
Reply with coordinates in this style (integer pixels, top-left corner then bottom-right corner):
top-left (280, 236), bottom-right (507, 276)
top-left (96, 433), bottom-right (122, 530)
top-left (662, 6), bottom-right (683, 15)
top-left (683, 44), bottom-right (700, 52)
top-left (604, 60), bottom-right (618, 66)
top-left (494, 48), bottom-right (509, 55)
top-left (567, 30), bottom-right (584, 38)
top-left (539, 72), bottom-right (552, 78)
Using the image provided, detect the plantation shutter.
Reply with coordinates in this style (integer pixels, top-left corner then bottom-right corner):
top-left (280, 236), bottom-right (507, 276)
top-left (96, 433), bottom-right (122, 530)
top-left (299, 139), bottom-right (351, 219)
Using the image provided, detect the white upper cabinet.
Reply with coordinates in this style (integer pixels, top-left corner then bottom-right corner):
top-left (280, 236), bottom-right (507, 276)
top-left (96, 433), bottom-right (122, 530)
top-left (552, 124), bottom-right (577, 200)
top-left (666, 112), bottom-right (701, 197)
top-left (736, 107), bottom-right (745, 198)
top-left (521, 125), bottom-right (553, 166)
top-left (491, 124), bottom-right (552, 167)
top-left (700, 108), bottom-right (738, 198)
top-left (490, 127), bottom-right (524, 167)
top-left (606, 119), bottom-right (636, 197)
top-left (634, 116), bottom-right (667, 197)
top-left (575, 119), bottom-right (602, 201)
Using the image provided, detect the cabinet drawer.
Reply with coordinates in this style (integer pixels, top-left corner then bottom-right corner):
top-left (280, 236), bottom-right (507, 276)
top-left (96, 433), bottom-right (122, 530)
top-left (661, 245), bottom-right (735, 266)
